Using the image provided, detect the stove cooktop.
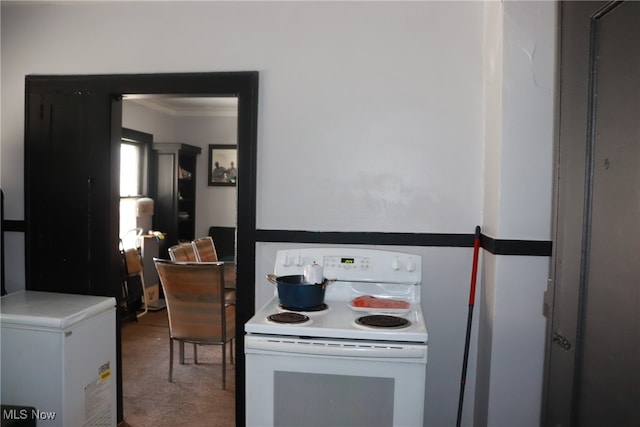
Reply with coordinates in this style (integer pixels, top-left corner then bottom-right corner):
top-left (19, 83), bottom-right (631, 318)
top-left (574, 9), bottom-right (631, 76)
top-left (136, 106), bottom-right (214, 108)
top-left (245, 295), bottom-right (428, 343)
top-left (245, 248), bottom-right (428, 343)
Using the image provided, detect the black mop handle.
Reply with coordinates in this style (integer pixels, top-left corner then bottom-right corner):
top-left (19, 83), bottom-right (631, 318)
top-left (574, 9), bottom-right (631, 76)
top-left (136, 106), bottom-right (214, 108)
top-left (456, 226), bottom-right (481, 427)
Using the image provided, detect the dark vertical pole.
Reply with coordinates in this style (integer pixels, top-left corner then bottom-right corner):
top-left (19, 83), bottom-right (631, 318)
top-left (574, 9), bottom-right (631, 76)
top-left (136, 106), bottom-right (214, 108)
top-left (456, 226), bottom-right (481, 426)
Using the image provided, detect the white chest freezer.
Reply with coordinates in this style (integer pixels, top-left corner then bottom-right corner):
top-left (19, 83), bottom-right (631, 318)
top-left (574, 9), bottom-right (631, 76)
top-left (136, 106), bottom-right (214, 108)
top-left (1, 291), bottom-right (117, 427)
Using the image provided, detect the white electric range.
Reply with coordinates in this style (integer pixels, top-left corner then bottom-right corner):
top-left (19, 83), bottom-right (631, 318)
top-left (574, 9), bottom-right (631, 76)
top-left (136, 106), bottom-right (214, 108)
top-left (245, 248), bottom-right (428, 427)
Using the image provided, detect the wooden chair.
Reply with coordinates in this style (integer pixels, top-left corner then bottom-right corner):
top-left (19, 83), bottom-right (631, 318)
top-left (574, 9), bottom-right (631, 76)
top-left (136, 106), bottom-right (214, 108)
top-left (168, 242), bottom-right (231, 356)
top-left (192, 236), bottom-right (218, 262)
top-left (154, 259), bottom-right (235, 389)
top-left (168, 243), bottom-right (197, 262)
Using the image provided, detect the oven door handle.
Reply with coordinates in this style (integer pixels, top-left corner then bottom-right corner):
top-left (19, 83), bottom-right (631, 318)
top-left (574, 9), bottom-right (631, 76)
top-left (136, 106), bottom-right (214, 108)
top-left (246, 338), bottom-right (427, 359)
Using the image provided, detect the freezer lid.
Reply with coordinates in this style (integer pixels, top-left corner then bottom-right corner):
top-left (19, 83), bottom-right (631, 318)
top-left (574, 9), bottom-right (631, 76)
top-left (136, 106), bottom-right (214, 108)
top-left (0, 291), bottom-right (115, 330)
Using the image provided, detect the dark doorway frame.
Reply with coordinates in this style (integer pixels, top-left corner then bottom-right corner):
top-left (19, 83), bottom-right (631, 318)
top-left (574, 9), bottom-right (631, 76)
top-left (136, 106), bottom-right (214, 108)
top-left (24, 72), bottom-right (258, 426)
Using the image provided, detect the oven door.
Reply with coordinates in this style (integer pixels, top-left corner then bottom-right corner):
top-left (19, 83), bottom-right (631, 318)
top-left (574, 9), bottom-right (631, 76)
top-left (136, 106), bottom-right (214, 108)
top-left (245, 334), bottom-right (427, 427)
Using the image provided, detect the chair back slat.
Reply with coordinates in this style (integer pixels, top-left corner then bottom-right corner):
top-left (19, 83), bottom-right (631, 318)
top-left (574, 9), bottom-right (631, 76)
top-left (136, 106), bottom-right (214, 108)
top-left (168, 243), bottom-right (198, 262)
top-left (192, 236), bottom-right (218, 262)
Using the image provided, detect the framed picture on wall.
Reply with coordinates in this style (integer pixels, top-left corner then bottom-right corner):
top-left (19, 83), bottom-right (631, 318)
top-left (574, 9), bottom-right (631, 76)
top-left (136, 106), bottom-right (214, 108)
top-left (208, 144), bottom-right (237, 186)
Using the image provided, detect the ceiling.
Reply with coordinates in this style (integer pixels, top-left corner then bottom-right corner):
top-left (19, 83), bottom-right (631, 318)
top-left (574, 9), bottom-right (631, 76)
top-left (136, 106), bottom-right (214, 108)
top-left (124, 95), bottom-right (238, 117)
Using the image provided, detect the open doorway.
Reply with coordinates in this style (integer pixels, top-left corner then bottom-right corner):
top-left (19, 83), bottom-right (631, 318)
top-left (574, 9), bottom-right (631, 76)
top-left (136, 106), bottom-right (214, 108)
top-left (24, 72), bottom-right (258, 426)
top-left (119, 95), bottom-right (240, 423)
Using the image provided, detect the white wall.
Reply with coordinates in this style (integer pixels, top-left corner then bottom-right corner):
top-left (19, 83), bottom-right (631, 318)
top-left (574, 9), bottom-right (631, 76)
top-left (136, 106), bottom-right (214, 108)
top-left (1, 2), bottom-right (556, 426)
top-left (477, 1), bottom-right (556, 426)
top-left (255, 2), bottom-right (484, 233)
top-left (1, 0), bottom-right (485, 281)
top-left (122, 101), bottom-right (176, 142)
top-left (174, 114), bottom-right (239, 236)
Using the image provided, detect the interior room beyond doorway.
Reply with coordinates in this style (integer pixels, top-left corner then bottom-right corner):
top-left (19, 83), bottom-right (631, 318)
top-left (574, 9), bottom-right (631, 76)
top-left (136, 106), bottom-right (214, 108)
top-left (120, 94), bottom-right (240, 424)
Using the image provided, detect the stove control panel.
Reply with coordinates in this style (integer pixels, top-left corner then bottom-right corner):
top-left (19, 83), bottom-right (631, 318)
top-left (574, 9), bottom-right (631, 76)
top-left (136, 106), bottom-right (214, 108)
top-left (323, 255), bottom-right (371, 271)
top-left (274, 248), bottom-right (421, 285)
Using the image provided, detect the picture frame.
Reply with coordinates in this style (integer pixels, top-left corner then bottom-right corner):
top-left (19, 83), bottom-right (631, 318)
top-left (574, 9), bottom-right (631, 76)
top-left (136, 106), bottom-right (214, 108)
top-left (208, 144), bottom-right (237, 186)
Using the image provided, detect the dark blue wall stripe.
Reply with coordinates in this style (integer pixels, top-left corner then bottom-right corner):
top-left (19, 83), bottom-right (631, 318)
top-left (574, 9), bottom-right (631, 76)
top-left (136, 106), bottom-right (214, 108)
top-left (3, 220), bottom-right (25, 232)
top-left (256, 229), bottom-right (552, 257)
top-left (3, 221), bottom-right (552, 256)
top-left (256, 229), bottom-right (474, 247)
top-left (480, 234), bottom-right (552, 256)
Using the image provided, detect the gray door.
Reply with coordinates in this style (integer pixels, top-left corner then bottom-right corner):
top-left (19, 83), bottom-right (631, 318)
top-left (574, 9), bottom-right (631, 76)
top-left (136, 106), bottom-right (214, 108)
top-left (543, 1), bottom-right (640, 426)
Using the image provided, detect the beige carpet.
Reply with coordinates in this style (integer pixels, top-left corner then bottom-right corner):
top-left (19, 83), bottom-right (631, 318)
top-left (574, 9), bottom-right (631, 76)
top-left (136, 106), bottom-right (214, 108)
top-left (120, 309), bottom-right (236, 427)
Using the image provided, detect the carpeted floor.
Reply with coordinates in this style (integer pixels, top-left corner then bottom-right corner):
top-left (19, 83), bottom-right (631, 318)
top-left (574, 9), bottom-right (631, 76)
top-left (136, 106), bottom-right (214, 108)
top-left (120, 309), bottom-right (235, 427)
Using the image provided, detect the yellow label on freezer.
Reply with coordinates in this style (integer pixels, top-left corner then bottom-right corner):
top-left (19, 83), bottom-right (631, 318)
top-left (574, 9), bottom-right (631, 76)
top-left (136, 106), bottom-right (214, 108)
top-left (99, 362), bottom-right (111, 382)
